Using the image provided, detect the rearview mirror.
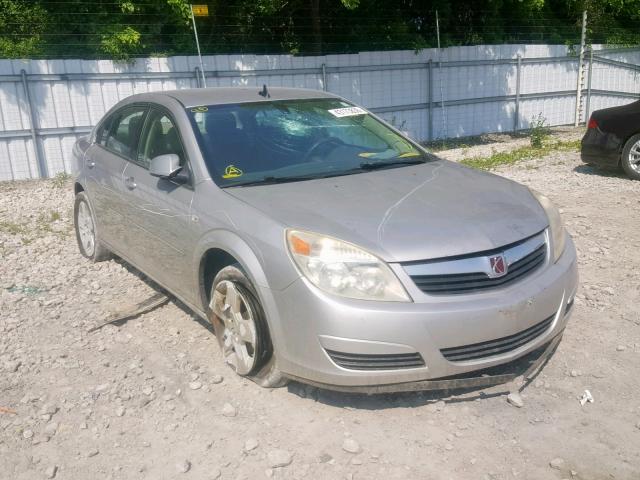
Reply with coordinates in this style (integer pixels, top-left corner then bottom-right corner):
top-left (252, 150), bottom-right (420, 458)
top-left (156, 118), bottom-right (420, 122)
top-left (149, 154), bottom-right (181, 178)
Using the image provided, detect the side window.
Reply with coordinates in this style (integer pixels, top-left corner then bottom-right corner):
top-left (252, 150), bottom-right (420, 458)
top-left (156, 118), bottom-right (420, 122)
top-left (104, 107), bottom-right (147, 159)
top-left (95, 116), bottom-right (112, 146)
top-left (138, 109), bottom-right (186, 169)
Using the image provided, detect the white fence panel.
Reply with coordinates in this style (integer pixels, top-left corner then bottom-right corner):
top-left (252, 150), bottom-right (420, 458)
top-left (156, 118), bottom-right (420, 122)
top-left (0, 44), bottom-right (638, 180)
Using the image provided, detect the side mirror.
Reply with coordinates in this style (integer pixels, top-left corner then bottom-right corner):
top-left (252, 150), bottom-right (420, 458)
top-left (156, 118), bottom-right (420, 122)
top-left (149, 154), bottom-right (181, 178)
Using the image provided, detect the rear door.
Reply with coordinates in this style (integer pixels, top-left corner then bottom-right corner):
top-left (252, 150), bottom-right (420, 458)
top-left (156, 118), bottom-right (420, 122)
top-left (85, 105), bottom-right (148, 248)
top-left (120, 106), bottom-right (197, 299)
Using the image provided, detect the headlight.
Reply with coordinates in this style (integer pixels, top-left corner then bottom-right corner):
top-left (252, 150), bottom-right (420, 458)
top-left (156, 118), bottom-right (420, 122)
top-left (286, 230), bottom-right (411, 302)
top-left (530, 189), bottom-right (566, 262)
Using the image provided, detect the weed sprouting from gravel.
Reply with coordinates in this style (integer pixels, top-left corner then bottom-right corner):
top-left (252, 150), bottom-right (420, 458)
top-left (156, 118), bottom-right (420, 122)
top-left (1, 209), bottom-right (68, 244)
top-left (0, 221), bottom-right (29, 236)
top-left (530, 113), bottom-right (549, 148)
top-left (51, 172), bottom-right (72, 188)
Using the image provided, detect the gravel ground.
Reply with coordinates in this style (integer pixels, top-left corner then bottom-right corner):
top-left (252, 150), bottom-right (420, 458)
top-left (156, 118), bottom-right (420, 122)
top-left (1, 147), bottom-right (640, 480)
top-left (432, 126), bottom-right (583, 162)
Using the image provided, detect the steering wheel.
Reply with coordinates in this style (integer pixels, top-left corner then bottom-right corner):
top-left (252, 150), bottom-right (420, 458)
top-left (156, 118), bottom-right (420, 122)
top-left (302, 137), bottom-right (345, 162)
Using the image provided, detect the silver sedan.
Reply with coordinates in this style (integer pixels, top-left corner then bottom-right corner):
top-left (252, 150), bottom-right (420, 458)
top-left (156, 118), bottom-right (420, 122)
top-left (72, 87), bottom-right (578, 392)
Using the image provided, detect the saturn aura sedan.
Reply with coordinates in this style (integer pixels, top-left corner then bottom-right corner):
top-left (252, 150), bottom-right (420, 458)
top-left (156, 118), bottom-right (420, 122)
top-left (72, 87), bottom-right (578, 392)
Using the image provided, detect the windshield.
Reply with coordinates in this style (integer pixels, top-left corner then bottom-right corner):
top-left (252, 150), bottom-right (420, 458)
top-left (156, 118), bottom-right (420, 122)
top-left (186, 98), bottom-right (429, 187)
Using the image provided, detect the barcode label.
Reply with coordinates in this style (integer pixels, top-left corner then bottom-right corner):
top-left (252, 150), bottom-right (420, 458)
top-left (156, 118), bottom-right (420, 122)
top-left (328, 107), bottom-right (367, 117)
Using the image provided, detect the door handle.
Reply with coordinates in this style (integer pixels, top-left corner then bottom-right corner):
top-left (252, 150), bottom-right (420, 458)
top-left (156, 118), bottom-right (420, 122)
top-left (87, 160), bottom-right (95, 169)
top-left (125, 176), bottom-right (137, 190)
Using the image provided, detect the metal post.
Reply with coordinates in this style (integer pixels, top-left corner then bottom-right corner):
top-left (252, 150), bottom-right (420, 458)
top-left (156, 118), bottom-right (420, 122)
top-left (514, 54), bottom-right (521, 132)
top-left (21, 69), bottom-right (47, 178)
top-left (436, 10), bottom-right (441, 52)
top-left (190, 4), bottom-right (207, 88)
top-left (585, 49), bottom-right (593, 123)
top-left (574, 9), bottom-right (587, 126)
top-left (321, 63), bottom-right (327, 91)
top-left (427, 59), bottom-right (433, 141)
top-left (436, 10), bottom-right (446, 140)
top-left (194, 67), bottom-right (202, 88)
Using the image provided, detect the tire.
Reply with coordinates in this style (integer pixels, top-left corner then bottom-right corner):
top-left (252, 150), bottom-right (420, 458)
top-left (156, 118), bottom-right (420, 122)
top-left (74, 192), bottom-right (111, 262)
top-left (621, 133), bottom-right (640, 180)
top-left (208, 264), bottom-right (287, 388)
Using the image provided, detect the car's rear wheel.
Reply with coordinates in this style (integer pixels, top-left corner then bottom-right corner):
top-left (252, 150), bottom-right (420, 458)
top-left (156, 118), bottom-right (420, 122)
top-left (74, 192), bottom-right (111, 262)
top-left (621, 133), bottom-right (640, 180)
top-left (208, 265), bottom-right (287, 387)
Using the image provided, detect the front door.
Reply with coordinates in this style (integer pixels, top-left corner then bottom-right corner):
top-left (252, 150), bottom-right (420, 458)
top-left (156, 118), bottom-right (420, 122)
top-left (120, 107), bottom-right (198, 301)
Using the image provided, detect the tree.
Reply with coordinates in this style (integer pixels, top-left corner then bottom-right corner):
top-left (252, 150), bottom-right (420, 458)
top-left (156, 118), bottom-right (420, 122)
top-left (0, 0), bottom-right (47, 58)
top-left (0, 0), bottom-right (638, 59)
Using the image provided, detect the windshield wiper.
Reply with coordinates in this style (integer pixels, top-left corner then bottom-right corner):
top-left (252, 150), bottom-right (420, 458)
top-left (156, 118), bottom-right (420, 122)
top-left (226, 158), bottom-right (428, 187)
top-left (228, 174), bottom-right (338, 187)
top-left (358, 157), bottom-right (427, 170)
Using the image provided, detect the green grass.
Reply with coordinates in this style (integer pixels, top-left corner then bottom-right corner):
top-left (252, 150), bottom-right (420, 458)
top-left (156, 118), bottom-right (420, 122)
top-left (460, 140), bottom-right (581, 171)
top-left (1, 209), bottom-right (67, 246)
top-left (51, 172), bottom-right (71, 188)
top-left (0, 221), bottom-right (29, 236)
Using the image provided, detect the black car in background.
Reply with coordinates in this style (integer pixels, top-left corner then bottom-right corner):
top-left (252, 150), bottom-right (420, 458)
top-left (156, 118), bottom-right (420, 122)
top-left (581, 100), bottom-right (640, 180)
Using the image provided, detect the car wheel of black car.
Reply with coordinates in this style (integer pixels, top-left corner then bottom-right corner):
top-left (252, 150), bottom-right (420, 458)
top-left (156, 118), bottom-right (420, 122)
top-left (621, 133), bottom-right (640, 180)
top-left (208, 264), bottom-right (288, 387)
top-left (74, 192), bottom-right (111, 262)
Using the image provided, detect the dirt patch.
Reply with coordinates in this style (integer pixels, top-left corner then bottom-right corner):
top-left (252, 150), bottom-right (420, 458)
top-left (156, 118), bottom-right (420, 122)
top-left (1, 151), bottom-right (639, 480)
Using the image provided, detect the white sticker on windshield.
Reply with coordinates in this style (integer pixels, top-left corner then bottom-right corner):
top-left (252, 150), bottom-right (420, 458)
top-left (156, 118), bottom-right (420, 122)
top-left (328, 106), bottom-right (367, 118)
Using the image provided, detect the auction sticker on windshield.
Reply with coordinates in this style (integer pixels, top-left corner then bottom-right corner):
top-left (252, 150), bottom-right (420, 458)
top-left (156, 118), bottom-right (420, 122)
top-left (328, 106), bottom-right (367, 117)
top-left (223, 165), bottom-right (243, 179)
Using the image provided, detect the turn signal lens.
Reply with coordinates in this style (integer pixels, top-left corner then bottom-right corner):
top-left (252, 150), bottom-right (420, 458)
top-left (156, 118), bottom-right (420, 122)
top-left (289, 234), bottom-right (311, 255)
top-left (587, 117), bottom-right (598, 129)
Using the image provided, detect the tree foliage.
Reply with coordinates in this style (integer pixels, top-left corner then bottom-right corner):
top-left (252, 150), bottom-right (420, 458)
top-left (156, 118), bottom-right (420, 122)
top-left (0, 0), bottom-right (48, 57)
top-left (0, 0), bottom-right (638, 60)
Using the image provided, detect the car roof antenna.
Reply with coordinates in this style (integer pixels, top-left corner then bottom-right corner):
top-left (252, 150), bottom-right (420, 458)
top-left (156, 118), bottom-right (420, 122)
top-left (259, 84), bottom-right (270, 98)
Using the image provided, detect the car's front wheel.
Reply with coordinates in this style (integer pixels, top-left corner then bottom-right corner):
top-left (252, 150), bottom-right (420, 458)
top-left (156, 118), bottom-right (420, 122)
top-left (208, 264), bottom-right (287, 387)
top-left (621, 133), bottom-right (640, 180)
top-left (74, 192), bottom-right (111, 262)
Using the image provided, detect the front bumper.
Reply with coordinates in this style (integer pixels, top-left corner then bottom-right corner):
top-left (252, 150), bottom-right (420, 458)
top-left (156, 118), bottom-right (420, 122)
top-left (264, 236), bottom-right (578, 391)
top-left (286, 333), bottom-right (563, 393)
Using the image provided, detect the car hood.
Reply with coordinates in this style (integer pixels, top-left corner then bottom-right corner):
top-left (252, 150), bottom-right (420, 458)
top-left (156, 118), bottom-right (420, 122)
top-left (226, 160), bottom-right (549, 262)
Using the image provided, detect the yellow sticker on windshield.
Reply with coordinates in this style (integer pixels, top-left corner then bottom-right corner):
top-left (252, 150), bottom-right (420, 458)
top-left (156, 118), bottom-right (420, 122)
top-left (358, 152), bottom-right (376, 158)
top-left (191, 106), bottom-right (208, 113)
top-left (223, 165), bottom-right (243, 179)
top-left (398, 152), bottom-right (421, 158)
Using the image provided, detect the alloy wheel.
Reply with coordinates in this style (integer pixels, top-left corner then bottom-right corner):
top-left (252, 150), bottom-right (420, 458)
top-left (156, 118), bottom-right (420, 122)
top-left (211, 280), bottom-right (258, 375)
top-left (77, 201), bottom-right (96, 257)
top-left (629, 139), bottom-right (640, 173)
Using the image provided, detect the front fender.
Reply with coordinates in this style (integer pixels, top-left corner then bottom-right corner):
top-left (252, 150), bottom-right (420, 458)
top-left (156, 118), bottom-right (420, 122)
top-left (193, 228), bottom-right (275, 292)
top-left (192, 228), bottom-right (300, 358)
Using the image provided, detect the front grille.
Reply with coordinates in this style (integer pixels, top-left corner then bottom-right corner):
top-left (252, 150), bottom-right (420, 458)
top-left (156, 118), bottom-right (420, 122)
top-left (440, 315), bottom-right (554, 362)
top-left (326, 350), bottom-right (425, 370)
top-left (410, 244), bottom-right (546, 295)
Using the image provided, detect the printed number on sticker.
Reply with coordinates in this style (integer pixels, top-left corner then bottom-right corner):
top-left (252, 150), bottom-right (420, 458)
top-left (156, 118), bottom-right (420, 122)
top-left (328, 107), bottom-right (367, 118)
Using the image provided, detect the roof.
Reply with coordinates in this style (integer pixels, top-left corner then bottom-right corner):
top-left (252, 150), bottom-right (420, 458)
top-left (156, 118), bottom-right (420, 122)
top-left (141, 87), bottom-right (338, 108)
